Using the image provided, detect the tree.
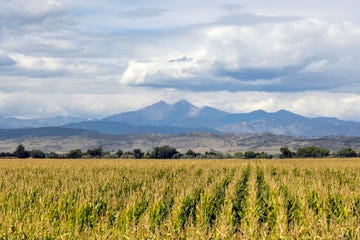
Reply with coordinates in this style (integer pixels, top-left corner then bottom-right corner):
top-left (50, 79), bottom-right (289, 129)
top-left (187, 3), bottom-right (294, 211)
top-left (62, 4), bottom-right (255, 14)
top-left (115, 149), bottom-right (123, 158)
top-left (133, 149), bottom-right (144, 159)
top-left (234, 152), bottom-right (244, 159)
top-left (244, 151), bottom-right (256, 159)
top-left (67, 149), bottom-right (83, 159)
top-left (186, 149), bottom-right (195, 156)
top-left (336, 148), bottom-right (357, 158)
top-left (30, 149), bottom-right (46, 158)
top-left (47, 151), bottom-right (60, 159)
top-left (280, 147), bottom-right (293, 158)
top-left (13, 144), bottom-right (30, 158)
top-left (295, 146), bottom-right (330, 158)
top-left (87, 146), bottom-right (103, 158)
top-left (150, 146), bottom-right (178, 159)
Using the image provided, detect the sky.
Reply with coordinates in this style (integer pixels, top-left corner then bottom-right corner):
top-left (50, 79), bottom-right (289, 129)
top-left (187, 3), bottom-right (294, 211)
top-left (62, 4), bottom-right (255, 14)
top-left (0, 0), bottom-right (360, 120)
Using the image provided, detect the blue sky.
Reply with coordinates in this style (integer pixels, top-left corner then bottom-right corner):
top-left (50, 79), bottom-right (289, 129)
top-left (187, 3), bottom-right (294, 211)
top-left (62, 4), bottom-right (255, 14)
top-left (0, 0), bottom-right (359, 120)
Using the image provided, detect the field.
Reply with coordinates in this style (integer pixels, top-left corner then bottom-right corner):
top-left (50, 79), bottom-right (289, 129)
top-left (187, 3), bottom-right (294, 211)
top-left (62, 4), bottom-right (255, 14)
top-left (0, 159), bottom-right (360, 239)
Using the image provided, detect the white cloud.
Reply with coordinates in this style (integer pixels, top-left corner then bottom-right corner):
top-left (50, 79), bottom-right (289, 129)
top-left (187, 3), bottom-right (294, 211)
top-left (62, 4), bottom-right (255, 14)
top-left (0, 90), bottom-right (359, 121)
top-left (120, 59), bottom-right (203, 85)
top-left (9, 53), bottom-right (109, 76)
top-left (119, 18), bottom-right (360, 92)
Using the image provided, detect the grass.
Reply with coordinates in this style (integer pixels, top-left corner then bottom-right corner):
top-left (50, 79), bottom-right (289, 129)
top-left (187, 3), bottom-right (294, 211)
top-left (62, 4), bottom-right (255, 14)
top-left (0, 158), bottom-right (359, 239)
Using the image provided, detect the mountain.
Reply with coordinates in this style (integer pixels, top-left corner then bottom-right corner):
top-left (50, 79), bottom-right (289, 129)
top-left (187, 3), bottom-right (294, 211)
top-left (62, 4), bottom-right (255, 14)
top-left (64, 120), bottom-right (218, 135)
top-left (103, 100), bottom-right (202, 126)
top-left (0, 116), bottom-right (86, 129)
top-left (1, 100), bottom-right (359, 137)
top-left (103, 100), bottom-right (360, 137)
top-left (0, 127), bottom-right (94, 140)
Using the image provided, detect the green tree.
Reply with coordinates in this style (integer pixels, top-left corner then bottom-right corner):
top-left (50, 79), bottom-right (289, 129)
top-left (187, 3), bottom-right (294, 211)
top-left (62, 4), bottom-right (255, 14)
top-left (296, 146), bottom-right (330, 158)
top-left (280, 147), bottom-right (293, 158)
top-left (244, 151), bottom-right (256, 159)
top-left (336, 148), bottom-right (357, 158)
top-left (47, 151), bottom-right (60, 159)
top-left (30, 149), bottom-right (46, 158)
top-left (150, 146), bottom-right (178, 159)
top-left (87, 147), bottom-right (103, 158)
top-left (133, 149), bottom-right (144, 159)
top-left (67, 149), bottom-right (83, 159)
top-left (115, 149), bottom-right (123, 158)
top-left (186, 149), bottom-right (195, 156)
top-left (13, 144), bottom-right (30, 158)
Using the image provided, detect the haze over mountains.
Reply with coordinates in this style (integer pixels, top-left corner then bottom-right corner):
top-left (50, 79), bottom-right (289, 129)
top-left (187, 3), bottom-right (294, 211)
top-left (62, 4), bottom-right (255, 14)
top-left (1, 100), bottom-right (360, 137)
top-left (0, 116), bottom-right (86, 129)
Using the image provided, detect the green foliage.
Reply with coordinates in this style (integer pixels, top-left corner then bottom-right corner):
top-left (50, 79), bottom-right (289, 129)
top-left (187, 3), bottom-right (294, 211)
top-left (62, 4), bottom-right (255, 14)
top-left (30, 149), bottom-right (46, 158)
top-left (115, 149), bottom-right (123, 158)
top-left (281, 186), bottom-right (301, 228)
top-left (307, 190), bottom-right (321, 215)
top-left (13, 144), bottom-right (30, 158)
top-left (150, 187), bottom-right (175, 231)
top-left (150, 145), bottom-right (178, 159)
top-left (177, 188), bottom-right (202, 229)
top-left (202, 177), bottom-right (230, 227)
top-left (67, 149), bottom-right (83, 159)
top-left (234, 152), bottom-right (244, 159)
top-left (326, 193), bottom-right (346, 224)
top-left (133, 149), bottom-right (144, 159)
top-left (256, 168), bottom-right (277, 231)
top-left (296, 146), bottom-right (330, 158)
top-left (244, 151), bottom-right (256, 159)
top-left (280, 146), bottom-right (293, 158)
top-left (231, 166), bottom-right (250, 232)
top-left (87, 146), bottom-right (103, 158)
top-left (336, 148), bottom-right (357, 158)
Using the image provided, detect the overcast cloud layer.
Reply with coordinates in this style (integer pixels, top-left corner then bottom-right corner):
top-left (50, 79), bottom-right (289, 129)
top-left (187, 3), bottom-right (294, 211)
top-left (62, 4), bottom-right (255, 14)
top-left (0, 0), bottom-right (359, 120)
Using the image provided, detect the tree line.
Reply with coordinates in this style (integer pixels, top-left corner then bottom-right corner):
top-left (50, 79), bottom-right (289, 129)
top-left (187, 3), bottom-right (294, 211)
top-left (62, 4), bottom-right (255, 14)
top-left (0, 144), bottom-right (359, 159)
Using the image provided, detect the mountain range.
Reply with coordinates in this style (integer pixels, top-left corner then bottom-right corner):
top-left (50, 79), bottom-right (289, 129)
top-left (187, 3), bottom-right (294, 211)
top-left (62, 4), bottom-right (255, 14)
top-left (100, 100), bottom-right (360, 136)
top-left (0, 116), bottom-right (86, 129)
top-left (1, 100), bottom-right (360, 137)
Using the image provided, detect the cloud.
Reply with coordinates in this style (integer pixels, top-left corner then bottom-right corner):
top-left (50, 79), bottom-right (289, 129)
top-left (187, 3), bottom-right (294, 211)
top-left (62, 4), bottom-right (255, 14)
top-left (121, 8), bottom-right (168, 18)
top-left (0, 52), bottom-right (16, 66)
top-left (119, 18), bottom-right (360, 93)
top-left (0, 0), bottom-right (71, 30)
top-left (0, 90), bottom-right (359, 121)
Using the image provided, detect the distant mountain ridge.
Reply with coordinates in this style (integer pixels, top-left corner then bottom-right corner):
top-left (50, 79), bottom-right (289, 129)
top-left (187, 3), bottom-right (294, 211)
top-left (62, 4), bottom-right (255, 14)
top-left (0, 116), bottom-right (86, 129)
top-left (102, 100), bottom-right (360, 136)
top-left (1, 100), bottom-right (360, 137)
top-left (64, 120), bottom-right (218, 135)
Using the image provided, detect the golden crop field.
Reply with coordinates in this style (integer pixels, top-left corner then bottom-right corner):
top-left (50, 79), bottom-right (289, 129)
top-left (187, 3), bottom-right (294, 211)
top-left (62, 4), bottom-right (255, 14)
top-left (0, 159), bottom-right (360, 239)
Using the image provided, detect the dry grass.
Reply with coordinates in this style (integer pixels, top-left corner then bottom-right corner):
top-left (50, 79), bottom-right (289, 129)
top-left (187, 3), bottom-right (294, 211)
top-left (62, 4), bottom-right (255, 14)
top-left (0, 158), bottom-right (359, 239)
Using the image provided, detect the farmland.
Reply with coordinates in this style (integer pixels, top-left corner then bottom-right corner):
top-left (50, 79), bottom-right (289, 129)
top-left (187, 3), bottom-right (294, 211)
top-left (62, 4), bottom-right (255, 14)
top-left (0, 159), bottom-right (360, 239)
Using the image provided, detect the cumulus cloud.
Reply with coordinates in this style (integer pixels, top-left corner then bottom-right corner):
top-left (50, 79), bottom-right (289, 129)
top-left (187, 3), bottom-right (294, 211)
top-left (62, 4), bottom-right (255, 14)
top-left (119, 18), bottom-right (360, 92)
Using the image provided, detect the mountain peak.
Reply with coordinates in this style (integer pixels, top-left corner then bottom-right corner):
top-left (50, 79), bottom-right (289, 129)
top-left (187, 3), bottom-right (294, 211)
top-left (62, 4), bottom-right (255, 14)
top-left (174, 99), bottom-right (193, 106)
top-left (151, 100), bottom-right (169, 107)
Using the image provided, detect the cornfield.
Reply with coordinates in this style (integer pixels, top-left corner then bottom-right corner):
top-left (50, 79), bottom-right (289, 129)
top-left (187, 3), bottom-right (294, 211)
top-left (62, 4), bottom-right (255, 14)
top-left (0, 158), bottom-right (359, 239)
